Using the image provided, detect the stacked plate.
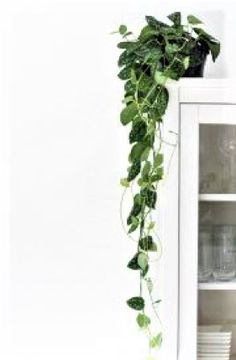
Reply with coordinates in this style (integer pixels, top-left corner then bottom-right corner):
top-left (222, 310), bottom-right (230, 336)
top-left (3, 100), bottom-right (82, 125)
top-left (198, 326), bottom-right (232, 360)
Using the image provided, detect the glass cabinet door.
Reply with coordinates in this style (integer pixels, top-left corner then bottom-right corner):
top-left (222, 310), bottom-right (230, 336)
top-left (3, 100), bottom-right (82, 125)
top-left (179, 105), bottom-right (236, 360)
top-left (199, 119), bottom-right (236, 360)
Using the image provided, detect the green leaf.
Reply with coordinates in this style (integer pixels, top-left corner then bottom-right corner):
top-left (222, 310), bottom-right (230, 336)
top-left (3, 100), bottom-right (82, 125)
top-left (118, 50), bottom-right (134, 67)
top-left (130, 69), bottom-right (137, 84)
top-left (154, 299), bottom-right (162, 305)
top-left (165, 43), bottom-right (179, 55)
top-left (130, 142), bottom-right (147, 162)
top-left (131, 216), bottom-right (140, 226)
top-left (151, 165), bottom-right (164, 182)
top-left (140, 146), bottom-right (151, 161)
top-left (168, 12), bottom-right (181, 26)
top-left (124, 80), bottom-right (135, 94)
top-left (117, 41), bottom-right (139, 50)
top-left (129, 121), bottom-right (147, 144)
top-left (134, 193), bottom-right (142, 204)
top-left (128, 216), bottom-right (139, 233)
top-left (139, 236), bottom-right (157, 252)
top-left (187, 15), bottom-right (203, 25)
top-left (127, 253), bottom-right (140, 270)
top-left (144, 48), bottom-right (162, 63)
top-left (123, 31), bottom-right (132, 37)
top-left (120, 102), bottom-right (138, 125)
top-left (150, 172), bottom-right (163, 182)
top-left (136, 313), bottom-right (151, 329)
top-left (137, 178), bottom-right (148, 188)
top-left (142, 263), bottom-right (149, 277)
top-left (152, 87), bottom-right (169, 117)
top-left (120, 178), bottom-right (130, 187)
top-left (137, 252), bottom-right (148, 270)
top-left (145, 16), bottom-right (168, 29)
top-left (127, 296), bottom-right (145, 311)
top-left (150, 333), bottom-right (162, 348)
top-left (127, 160), bottom-right (141, 181)
top-left (134, 46), bottom-right (151, 61)
top-left (138, 74), bottom-right (153, 95)
top-left (128, 224), bottom-right (139, 234)
top-left (119, 25), bottom-right (128, 35)
top-left (148, 221), bottom-right (155, 230)
top-left (123, 95), bottom-right (134, 105)
top-left (166, 57), bottom-right (186, 80)
top-left (141, 188), bottom-right (157, 209)
top-left (193, 27), bottom-right (220, 61)
top-left (154, 153), bottom-right (163, 168)
top-left (134, 194), bottom-right (142, 203)
top-left (193, 27), bottom-right (213, 39)
top-left (156, 166), bottom-right (163, 176)
top-left (127, 195), bottom-right (142, 225)
top-left (118, 66), bottom-right (131, 80)
top-left (154, 71), bottom-right (167, 85)
top-left (139, 25), bottom-right (159, 42)
top-left (142, 161), bottom-right (151, 178)
top-left (183, 56), bottom-right (190, 70)
top-left (207, 41), bottom-right (220, 62)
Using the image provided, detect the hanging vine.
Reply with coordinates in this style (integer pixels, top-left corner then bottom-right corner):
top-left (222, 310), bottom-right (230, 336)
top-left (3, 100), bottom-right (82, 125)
top-left (116, 12), bottom-right (220, 359)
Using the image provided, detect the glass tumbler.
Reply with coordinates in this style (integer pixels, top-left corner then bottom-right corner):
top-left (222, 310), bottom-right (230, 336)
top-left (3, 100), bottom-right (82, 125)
top-left (213, 225), bottom-right (236, 281)
top-left (198, 226), bottom-right (213, 282)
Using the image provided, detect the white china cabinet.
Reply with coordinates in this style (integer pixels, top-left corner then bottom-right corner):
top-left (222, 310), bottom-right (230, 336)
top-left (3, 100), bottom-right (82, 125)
top-left (161, 79), bottom-right (236, 360)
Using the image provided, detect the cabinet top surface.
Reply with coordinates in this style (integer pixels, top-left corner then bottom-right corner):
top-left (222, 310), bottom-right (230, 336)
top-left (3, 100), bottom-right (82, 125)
top-left (168, 78), bottom-right (236, 104)
top-left (176, 78), bottom-right (236, 87)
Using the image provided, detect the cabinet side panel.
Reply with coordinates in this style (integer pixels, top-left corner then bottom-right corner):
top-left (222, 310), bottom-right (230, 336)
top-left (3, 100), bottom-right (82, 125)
top-left (179, 105), bottom-right (199, 360)
top-left (159, 84), bottom-right (179, 360)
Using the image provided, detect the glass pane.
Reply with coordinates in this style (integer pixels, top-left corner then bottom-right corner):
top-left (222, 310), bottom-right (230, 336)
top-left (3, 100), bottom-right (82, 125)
top-left (198, 124), bottom-right (236, 360)
top-left (200, 125), bottom-right (236, 194)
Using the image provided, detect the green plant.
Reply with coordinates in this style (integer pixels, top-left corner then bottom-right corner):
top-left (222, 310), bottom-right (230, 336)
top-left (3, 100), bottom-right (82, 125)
top-left (116, 12), bottom-right (220, 358)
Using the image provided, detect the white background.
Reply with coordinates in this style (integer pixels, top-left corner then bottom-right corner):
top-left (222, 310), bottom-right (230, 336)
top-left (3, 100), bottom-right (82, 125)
top-left (0, 0), bottom-right (235, 359)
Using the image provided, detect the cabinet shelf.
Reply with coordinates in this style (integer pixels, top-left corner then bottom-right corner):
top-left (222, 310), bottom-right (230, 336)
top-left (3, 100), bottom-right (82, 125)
top-left (199, 280), bottom-right (236, 290)
top-left (199, 194), bottom-right (236, 202)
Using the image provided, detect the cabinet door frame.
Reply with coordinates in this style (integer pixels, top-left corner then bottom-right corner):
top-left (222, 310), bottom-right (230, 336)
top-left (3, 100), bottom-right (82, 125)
top-left (179, 104), bottom-right (199, 360)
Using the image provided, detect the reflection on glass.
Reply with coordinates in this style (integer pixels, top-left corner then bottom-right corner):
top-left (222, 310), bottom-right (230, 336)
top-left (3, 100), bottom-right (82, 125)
top-left (200, 125), bottom-right (236, 194)
top-left (218, 126), bottom-right (236, 193)
top-left (198, 226), bottom-right (213, 282)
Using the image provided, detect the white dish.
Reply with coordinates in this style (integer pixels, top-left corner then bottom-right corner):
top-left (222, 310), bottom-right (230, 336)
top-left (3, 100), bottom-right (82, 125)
top-left (198, 357), bottom-right (230, 359)
top-left (197, 335), bottom-right (232, 340)
top-left (197, 354), bottom-right (230, 358)
top-left (198, 354), bottom-right (230, 357)
top-left (198, 339), bottom-right (231, 344)
top-left (198, 333), bottom-right (231, 336)
top-left (197, 357), bottom-right (230, 359)
top-left (198, 351), bottom-right (230, 354)
top-left (197, 344), bottom-right (231, 352)
top-left (198, 343), bottom-right (231, 347)
top-left (198, 325), bottom-right (223, 331)
top-left (198, 350), bottom-right (230, 354)
top-left (197, 357), bottom-right (230, 360)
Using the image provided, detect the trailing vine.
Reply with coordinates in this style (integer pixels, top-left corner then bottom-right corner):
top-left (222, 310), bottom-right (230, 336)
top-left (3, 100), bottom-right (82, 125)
top-left (116, 12), bottom-right (220, 359)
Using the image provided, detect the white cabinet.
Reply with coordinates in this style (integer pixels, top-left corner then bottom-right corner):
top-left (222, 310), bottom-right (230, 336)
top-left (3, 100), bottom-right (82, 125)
top-left (162, 80), bottom-right (236, 360)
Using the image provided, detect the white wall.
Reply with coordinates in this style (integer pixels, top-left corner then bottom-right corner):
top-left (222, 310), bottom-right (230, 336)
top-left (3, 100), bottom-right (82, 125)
top-left (0, 1), bottom-right (235, 359)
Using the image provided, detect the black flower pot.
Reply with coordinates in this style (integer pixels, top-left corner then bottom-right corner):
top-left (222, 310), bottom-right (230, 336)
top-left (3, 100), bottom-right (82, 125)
top-left (183, 56), bottom-right (207, 77)
top-left (183, 43), bottom-right (209, 78)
